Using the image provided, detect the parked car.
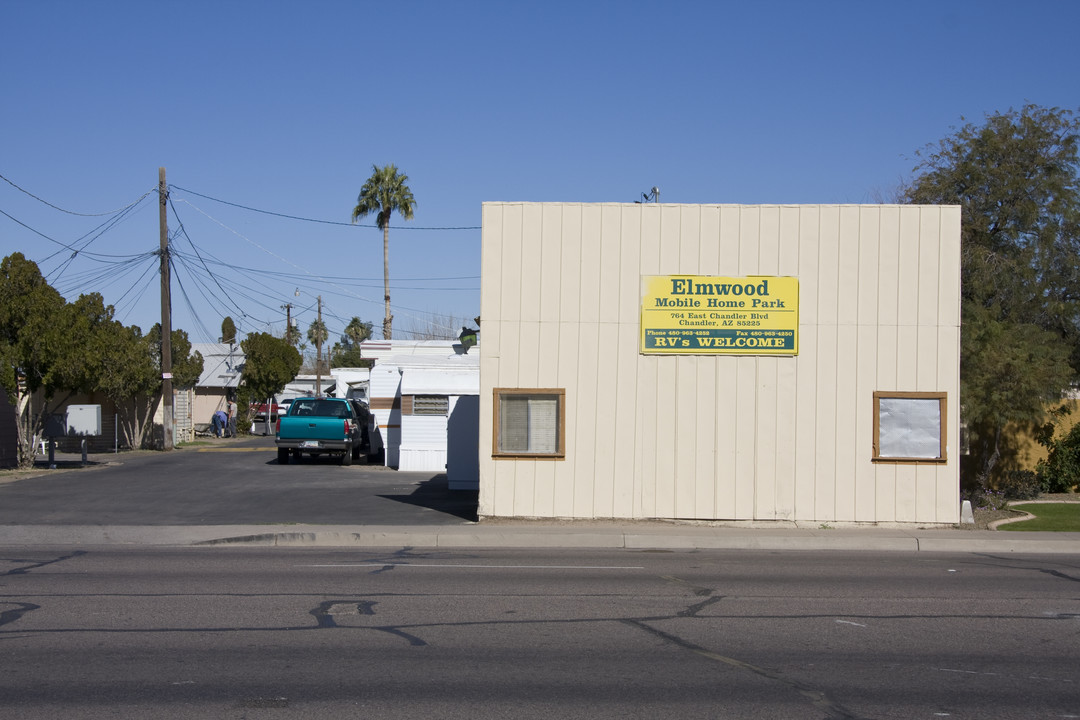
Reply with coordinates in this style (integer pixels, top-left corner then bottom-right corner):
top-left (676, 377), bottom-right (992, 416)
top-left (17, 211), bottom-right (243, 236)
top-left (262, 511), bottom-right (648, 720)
top-left (348, 399), bottom-right (372, 455)
top-left (251, 400), bottom-right (289, 423)
top-left (275, 396), bottom-right (363, 465)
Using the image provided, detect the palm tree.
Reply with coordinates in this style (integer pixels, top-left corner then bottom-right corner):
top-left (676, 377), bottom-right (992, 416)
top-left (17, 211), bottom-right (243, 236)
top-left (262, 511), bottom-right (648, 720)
top-left (351, 164), bottom-right (416, 340)
top-left (307, 318), bottom-right (328, 372)
top-left (343, 316), bottom-right (372, 346)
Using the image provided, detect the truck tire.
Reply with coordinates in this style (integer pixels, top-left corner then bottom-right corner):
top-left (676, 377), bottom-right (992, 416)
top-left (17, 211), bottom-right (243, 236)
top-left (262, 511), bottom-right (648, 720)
top-left (277, 448), bottom-right (289, 465)
top-left (340, 445), bottom-right (352, 466)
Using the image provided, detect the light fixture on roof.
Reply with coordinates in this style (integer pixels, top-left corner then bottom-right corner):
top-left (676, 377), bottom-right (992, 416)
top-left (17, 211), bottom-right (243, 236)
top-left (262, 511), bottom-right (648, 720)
top-left (635, 186), bottom-right (660, 204)
top-left (458, 326), bottom-right (478, 353)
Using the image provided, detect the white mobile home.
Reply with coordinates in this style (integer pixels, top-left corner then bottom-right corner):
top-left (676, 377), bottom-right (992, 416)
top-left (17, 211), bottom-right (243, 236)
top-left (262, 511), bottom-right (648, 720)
top-left (478, 203), bottom-right (961, 525)
top-left (363, 341), bottom-right (480, 486)
top-left (326, 367), bottom-right (371, 402)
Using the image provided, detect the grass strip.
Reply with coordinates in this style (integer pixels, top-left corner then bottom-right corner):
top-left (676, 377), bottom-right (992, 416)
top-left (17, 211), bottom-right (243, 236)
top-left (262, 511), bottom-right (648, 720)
top-left (999, 503), bottom-right (1080, 532)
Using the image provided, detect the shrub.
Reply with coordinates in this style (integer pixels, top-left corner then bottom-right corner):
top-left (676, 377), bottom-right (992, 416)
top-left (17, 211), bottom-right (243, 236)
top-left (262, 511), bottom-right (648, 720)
top-left (961, 487), bottom-right (1009, 511)
top-left (997, 469), bottom-right (1041, 500)
top-left (1036, 420), bottom-right (1080, 493)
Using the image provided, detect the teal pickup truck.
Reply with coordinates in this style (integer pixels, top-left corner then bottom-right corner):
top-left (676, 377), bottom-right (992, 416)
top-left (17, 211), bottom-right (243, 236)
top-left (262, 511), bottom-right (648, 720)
top-left (275, 396), bottom-right (367, 465)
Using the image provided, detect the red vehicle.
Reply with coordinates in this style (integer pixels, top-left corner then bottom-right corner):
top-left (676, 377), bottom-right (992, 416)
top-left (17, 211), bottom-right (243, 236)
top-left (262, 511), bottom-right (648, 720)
top-left (250, 401), bottom-right (282, 422)
top-left (250, 399), bottom-right (294, 435)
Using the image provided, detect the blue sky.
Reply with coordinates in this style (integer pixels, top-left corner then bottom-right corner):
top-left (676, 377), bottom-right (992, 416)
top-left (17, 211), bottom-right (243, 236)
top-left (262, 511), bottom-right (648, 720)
top-left (2, 0), bottom-right (1077, 345)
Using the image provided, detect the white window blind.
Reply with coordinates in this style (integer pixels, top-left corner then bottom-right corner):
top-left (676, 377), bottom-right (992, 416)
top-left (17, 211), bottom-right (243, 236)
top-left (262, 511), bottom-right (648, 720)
top-left (498, 393), bottom-right (561, 454)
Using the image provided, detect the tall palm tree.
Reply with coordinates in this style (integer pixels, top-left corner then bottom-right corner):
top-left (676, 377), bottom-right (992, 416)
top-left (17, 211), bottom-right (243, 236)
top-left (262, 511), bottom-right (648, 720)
top-left (351, 164), bottom-right (416, 340)
top-left (343, 316), bottom-right (372, 346)
top-left (307, 318), bottom-right (328, 373)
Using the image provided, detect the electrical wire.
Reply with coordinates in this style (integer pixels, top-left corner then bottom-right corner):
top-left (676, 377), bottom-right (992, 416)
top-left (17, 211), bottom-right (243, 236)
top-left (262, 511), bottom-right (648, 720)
top-left (168, 252), bottom-right (478, 291)
top-left (171, 260), bottom-right (221, 344)
top-left (110, 262), bottom-right (161, 327)
top-left (3, 177), bottom-right (477, 344)
top-left (0, 172), bottom-right (156, 217)
top-left (170, 184), bottom-right (480, 230)
top-left (45, 196), bottom-right (154, 283)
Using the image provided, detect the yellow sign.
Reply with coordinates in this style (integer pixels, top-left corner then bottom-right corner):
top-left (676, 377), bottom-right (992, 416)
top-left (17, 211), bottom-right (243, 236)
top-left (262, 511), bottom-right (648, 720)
top-left (640, 275), bottom-right (799, 355)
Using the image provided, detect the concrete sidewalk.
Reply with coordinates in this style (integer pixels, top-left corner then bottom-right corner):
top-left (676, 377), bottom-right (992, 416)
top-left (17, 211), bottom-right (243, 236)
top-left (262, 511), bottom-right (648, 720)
top-left (0, 521), bottom-right (1077, 553)
top-left (3, 442), bottom-right (1078, 553)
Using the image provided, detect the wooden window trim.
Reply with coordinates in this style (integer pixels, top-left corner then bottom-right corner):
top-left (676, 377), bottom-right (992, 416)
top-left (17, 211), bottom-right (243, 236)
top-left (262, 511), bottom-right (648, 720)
top-left (872, 391), bottom-right (947, 464)
top-left (492, 388), bottom-right (566, 460)
top-left (369, 396), bottom-right (400, 411)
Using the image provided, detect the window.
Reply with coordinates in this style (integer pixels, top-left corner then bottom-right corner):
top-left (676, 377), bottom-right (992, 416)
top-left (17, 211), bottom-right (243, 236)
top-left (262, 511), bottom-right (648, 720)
top-left (873, 392), bottom-right (947, 463)
top-left (493, 388), bottom-right (565, 459)
top-left (412, 395), bottom-right (449, 416)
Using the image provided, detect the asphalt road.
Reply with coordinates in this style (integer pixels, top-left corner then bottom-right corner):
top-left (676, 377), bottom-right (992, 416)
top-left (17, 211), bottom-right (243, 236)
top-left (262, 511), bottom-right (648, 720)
top-left (0, 436), bottom-right (478, 526)
top-left (1, 546), bottom-right (1077, 719)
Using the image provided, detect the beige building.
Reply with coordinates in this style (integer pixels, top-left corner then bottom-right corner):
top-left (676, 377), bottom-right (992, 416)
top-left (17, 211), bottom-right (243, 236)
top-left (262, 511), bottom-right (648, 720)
top-left (478, 203), bottom-right (961, 525)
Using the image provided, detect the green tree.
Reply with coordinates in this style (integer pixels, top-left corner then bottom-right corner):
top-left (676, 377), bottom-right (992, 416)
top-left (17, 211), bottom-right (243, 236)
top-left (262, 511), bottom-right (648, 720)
top-left (221, 316), bottom-right (237, 344)
top-left (903, 105), bottom-right (1080, 489)
top-left (241, 332), bottom-right (302, 405)
top-left (0, 254), bottom-right (88, 465)
top-left (306, 318), bottom-right (328, 349)
top-left (350, 164), bottom-right (416, 340)
top-left (331, 316), bottom-right (373, 368)
top-left (307, 318), bottom-right (328, 375)
top-left (94, 322), bottom-right (203, 449)
top-left (147, 324), bottom-right (203, 389)
top-left (283, 321), bottom-right (301, 347)
top-left (96, 321), bottom-right (156, 447)
top-left (343, 316), bottom-right (372, 346)
top-left (0, 253), bottom-right (206, 459)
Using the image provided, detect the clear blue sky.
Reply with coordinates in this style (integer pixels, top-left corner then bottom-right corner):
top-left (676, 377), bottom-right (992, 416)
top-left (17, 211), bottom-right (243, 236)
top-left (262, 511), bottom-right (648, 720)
top-left (2, 0), bottom-right (1077, 345)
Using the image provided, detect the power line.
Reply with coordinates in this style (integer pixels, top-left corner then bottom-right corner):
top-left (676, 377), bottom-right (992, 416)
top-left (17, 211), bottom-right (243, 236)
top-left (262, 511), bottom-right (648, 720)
top-left (168, 196), bottom-right (250, 320)
top-left (0, 200), bottom-right (154, 262)
top-left (45, 198), bottom-right (153, 283)
top-left (170, 184), bottom-right (480, 230)
top-left (0, 172), bottom-right (156, 217)
top-left (52, 252), bottom-right (158, 300)
top-left (172, 261), bottom-right (222, 344)
top-left (182, 254), bottom-right (478, 291)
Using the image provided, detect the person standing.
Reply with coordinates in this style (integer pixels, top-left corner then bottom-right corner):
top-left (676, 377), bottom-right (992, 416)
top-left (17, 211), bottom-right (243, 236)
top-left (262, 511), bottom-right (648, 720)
top-left (226, 398), bottom-right (237, 438)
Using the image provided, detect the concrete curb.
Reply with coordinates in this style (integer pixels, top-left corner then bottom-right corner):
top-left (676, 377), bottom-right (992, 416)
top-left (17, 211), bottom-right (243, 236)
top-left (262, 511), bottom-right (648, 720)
top-left (987, 498), bottom-right (1080, 530)
top-left (0, 524), bottom-right (1077, 553)
top-left (988, 511), bottom-right (1036, 530)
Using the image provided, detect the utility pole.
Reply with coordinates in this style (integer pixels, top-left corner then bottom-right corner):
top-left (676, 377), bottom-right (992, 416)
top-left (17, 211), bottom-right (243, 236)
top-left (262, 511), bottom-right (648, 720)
top-left (159, 167), bottom-right (174, 450)
top-left (316, 296), bottom-right (323, 396)
top-left (281, 302), bottom-right (294, 345)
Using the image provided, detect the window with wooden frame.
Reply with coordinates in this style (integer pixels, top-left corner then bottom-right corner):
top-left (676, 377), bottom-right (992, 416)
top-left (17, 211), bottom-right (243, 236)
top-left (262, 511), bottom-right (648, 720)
top-left (873, 391), bottom-right (947, 463)
top-left (493, 388), bottom-right (565, 459)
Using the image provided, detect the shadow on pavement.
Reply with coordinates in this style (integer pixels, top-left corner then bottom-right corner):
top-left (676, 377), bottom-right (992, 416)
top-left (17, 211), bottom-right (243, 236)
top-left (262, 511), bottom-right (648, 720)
top-left (32, 459), bottom-right (103, 470)
top-left (379, 473), bottom-right (479, 522)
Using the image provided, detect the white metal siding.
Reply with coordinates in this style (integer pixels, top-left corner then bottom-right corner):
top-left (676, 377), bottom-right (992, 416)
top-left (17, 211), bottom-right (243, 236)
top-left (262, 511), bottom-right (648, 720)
top-left (479, 203), bottom-right (961, 524)
top-left (369, 366), bottom-right (402, 467)
top-left (398, 415), bottom-right (449, 471)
